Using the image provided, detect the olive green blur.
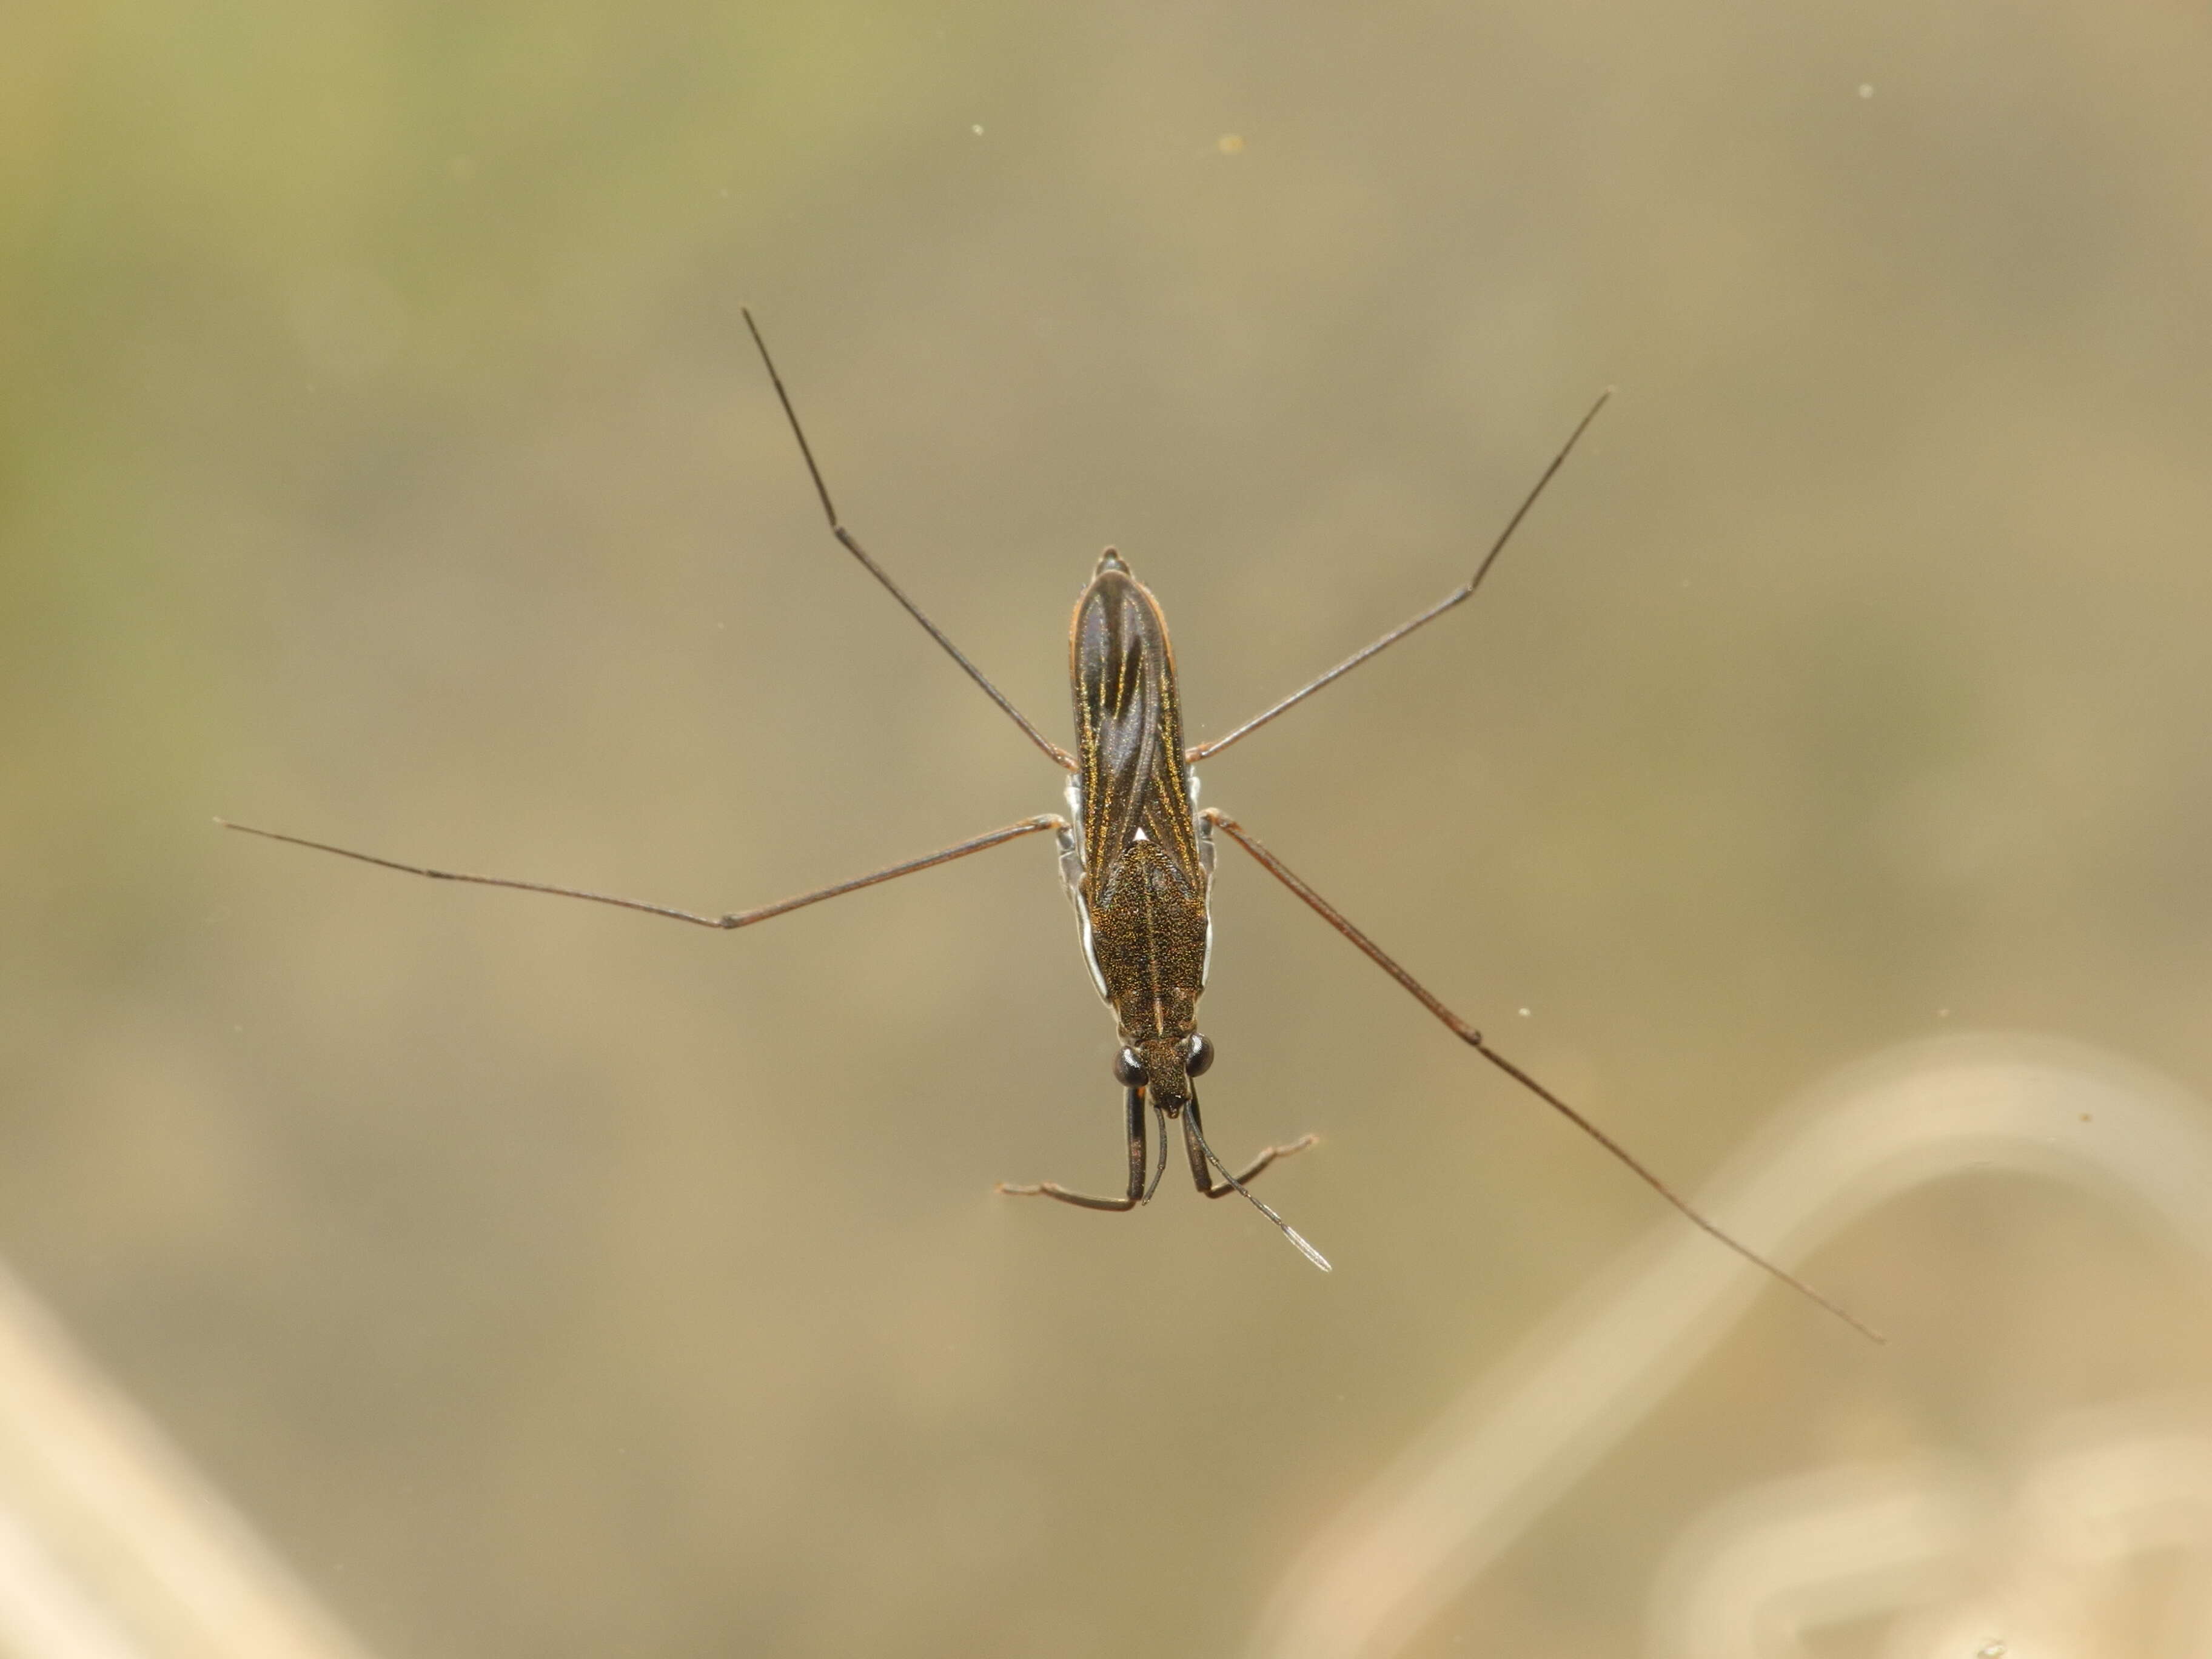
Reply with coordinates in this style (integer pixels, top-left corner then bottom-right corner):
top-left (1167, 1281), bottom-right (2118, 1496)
top-left (5, 2), bottom-right (2212, 1655)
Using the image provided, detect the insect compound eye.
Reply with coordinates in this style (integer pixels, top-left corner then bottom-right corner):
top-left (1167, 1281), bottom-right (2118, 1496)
top-left (1113, 1048), bottom-right (1148, 1088)
top-left (1181, 1033), bottom-right (1215, 1077)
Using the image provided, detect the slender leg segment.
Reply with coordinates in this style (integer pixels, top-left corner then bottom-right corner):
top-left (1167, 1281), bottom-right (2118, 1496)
top-left (216, 814), bottom-right (1068, 931)
top-left (1179, 1097), bottom-right (1319, 1198)
top-left (741, 310), bottom-right (1075, 771)
top-left (1188, 390), bottom-right (1610, 764)
top-left (997, 1089), bottom-right (1324, 1269)
top-left (1181, 1105), bottom-right (1333, 1272)
top-left (997, 1086), bottom-right (1153, 1212)
top-left (1204, 808), bottom-right (1884, 1341)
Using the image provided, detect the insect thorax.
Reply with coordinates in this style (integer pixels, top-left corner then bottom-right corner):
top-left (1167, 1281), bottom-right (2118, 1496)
top-left (1058, 773), bottom-right (1216, 1020)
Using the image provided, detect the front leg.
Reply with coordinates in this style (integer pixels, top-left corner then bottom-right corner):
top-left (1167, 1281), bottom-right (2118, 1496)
top-left (1181, 1098), bottom-right (1318, 1197)
top-left (997, 1087), bottom-right (1155, 1212)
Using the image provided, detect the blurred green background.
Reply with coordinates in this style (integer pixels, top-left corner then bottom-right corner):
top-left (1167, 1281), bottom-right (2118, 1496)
top-left (5, 1), bottom-right (2212, 1654)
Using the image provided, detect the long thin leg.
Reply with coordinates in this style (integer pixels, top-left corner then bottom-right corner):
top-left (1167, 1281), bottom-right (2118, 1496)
top-left (997, 1085), bottom-right (1151, 1212)
top-left (1187, 391), bottom-right (1610, 764)
top-left (742, 310), bottom-right (1075, 771)
top-left (1179, 1098), bottom-right (1319, 1196)
top-left (1204, 808), bottom-right (1885, 1342)
top-left (216, 813), bottom-right (1067, 931)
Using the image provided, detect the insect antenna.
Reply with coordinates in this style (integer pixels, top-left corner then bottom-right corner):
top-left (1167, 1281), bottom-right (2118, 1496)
top-left (740, 309), bottom-right (1075, 771)
top-left (1186, 1104), bottom-right (1333, 1272)
top-left (1143, 1100), bottom-right (1173, 1204)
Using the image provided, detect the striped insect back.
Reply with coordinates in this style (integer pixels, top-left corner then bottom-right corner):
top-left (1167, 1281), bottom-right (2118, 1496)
top-left (1066, 551), bottom-right (1216, 1105)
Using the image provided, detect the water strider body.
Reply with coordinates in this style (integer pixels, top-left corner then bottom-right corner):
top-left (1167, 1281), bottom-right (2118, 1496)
top-left (223, 312), bottom-right (1879, 1336)
top-left (1020, 548), bottom-right (1326, 1265)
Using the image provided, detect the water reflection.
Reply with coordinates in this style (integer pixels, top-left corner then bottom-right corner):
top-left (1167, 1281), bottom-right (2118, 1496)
top-left (1254, 1036), bottom-right (2212, 1659)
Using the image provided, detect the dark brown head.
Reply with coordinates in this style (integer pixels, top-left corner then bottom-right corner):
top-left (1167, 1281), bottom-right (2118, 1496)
top-left (1111, 1031), bottom-right (1215, 1114)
